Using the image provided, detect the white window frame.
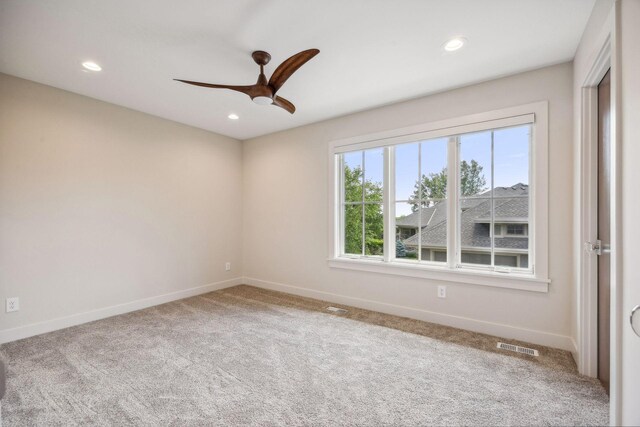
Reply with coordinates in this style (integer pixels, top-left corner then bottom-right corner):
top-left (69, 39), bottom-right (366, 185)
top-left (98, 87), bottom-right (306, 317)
top-left (327, 102), bottom-right (549, 292)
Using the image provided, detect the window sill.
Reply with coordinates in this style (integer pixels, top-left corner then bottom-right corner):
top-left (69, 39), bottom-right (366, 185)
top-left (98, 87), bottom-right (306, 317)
top-left (327, 257), bottom-right (549, 292)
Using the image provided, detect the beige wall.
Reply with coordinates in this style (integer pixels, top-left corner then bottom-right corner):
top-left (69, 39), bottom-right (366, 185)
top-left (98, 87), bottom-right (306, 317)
top-left (243, 62), bottom-right (575, 349)
top-left (0, 73), bottom-right (243, 336)
top-left (618, 1), bottom-right (640, 423)
top-left (0, 63), bottom-right (577, 350)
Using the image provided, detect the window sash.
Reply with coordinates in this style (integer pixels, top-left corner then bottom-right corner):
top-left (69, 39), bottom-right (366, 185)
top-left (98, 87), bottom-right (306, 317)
top-left (340, 149), bottom-right (385, 258)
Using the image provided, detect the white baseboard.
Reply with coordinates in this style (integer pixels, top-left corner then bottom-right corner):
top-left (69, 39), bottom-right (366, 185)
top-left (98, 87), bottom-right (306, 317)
top-left (570, 337), bottom-right (580, 367)
top-left (0, 277), bottom-right (242, 345)
top-left (1, 276), bottom-right (576, 353)
top-left (243, 276), bottom-right (575, 352)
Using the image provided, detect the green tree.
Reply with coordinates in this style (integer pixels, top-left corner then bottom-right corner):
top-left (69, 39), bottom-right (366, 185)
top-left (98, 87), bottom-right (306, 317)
top-left (460, 159), bottom-right (487, 197)
top-left (409, 160), bottom-right (487, 211)
top-left (343, 165), bottom-right (384, 255)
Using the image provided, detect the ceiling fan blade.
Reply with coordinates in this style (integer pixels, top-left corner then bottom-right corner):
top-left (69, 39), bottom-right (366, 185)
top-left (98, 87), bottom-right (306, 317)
top-left (272, 96), bottom-right (296, 114)
top-left (174, 79), bottom-right (255, 95)
top-left (268, 49), bottom-right (319, 93)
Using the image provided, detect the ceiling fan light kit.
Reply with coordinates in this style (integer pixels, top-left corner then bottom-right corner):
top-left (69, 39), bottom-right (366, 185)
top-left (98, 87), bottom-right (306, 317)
top-left (175, 48), bottom-right (319, 114)
top-left (253, 96), bottom-right (273, 105)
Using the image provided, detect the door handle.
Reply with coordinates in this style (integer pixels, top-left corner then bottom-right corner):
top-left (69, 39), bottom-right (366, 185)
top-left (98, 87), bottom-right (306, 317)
top-left (584, 241), bottom-right (599, 254)
top-left (584, 240), bottom-right (611, 255)
top-left (632, 305), bottom-right (640, 338)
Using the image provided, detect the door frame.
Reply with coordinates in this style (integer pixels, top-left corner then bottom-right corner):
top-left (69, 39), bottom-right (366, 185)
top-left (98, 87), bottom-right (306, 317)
top-left (577, 3), bottom-right (622, 424)
top-left (578, 35), bottom-right (610, 378)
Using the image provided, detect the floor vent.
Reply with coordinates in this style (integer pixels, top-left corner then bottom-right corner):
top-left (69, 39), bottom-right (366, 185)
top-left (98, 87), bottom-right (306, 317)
top-left (497, 342), bottom-right (539, 356)
top-left (326, 306), bottom-right (348, 314)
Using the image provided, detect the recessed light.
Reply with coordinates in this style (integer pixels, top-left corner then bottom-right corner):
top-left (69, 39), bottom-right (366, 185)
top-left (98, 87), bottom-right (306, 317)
top-left (227, 113), bottom-right (239, 120)
top-left (82, 61), bottom-right (102, 71)
top-left (443, 37), bottom-right (466, 52)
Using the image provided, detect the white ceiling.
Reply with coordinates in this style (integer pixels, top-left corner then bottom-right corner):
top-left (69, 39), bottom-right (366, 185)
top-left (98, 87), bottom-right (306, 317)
top-left (0, 0), bottom-right (595, 140)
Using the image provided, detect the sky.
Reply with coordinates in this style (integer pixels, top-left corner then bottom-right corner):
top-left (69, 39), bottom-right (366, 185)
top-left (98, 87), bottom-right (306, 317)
top-left (343, 124), bottom-right (530, 217)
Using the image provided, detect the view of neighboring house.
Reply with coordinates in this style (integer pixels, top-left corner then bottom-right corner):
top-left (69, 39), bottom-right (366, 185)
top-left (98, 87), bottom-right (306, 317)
top-left (396, 183), bottom-right (529, 268)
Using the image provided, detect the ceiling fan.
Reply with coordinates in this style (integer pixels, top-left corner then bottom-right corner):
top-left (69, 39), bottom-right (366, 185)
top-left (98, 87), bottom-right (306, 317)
top-left (174, 49), bottom-right (319, 114)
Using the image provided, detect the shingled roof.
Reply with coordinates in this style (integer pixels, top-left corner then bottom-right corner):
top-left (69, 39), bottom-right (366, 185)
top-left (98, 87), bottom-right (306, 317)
top-left (401, 183), bottom-right (529, 250)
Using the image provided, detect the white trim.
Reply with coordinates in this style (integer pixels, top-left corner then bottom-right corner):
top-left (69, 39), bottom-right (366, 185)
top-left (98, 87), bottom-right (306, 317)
top-left (577, 35), bottom-right (611, 379)
top-left (571, 337), bottom-right (580, 364)
top-left (383, 146), bottom-right (395, 262)
top-left (327, 257), bottom-right (548, 292)
top-left (610, 3), bottom-right (623, 423)
top-left (328, 102), bottom-right (549, 288)
top-left (0, 277), bottom-right (243, 344)
top-left (332, 154), bottom-right (342, 258)
top-left (243, 276), bottom-right (571, 351)
top-left (447, 135), bottom-right (458, 269)
top-left (531, 102), bottom-right (549, 280)
top-left (331, 111), bottom-right (535, 153)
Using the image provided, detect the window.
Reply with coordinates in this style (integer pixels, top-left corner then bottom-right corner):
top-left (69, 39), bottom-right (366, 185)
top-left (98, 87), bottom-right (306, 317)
top-left (458, 126), bottom-right (530, 269)
top-left (329, 103), bottom-right (549, 291)
top-left (494, 224), bottom-right (528, 237)
top-left (395, 138), bottom-right (448, 263)
top-left (506, 224), bottom-right (526, 236)
top-left (339, 125), bottom-right (530, 271)
top-left (341, 149), bottom-right (384, 256)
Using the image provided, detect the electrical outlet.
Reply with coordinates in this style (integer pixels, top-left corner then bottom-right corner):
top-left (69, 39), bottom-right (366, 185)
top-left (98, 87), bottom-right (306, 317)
top-left (225, 262), bottom-right (231, 271)
top-left (437, 286), bottom-right (446, 299)
top-left (6, 297), bottom-right (19, 313)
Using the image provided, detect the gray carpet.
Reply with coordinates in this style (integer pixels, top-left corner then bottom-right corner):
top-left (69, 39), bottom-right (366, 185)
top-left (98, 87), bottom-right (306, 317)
top-left (0, 285), bottom-right (608, 426)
